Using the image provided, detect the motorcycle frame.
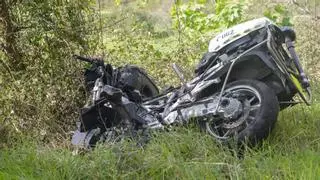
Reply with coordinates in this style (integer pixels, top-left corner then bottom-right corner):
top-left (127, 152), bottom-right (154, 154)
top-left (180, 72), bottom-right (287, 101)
top-left (71, 23), bottom-right (312, 148)
top-left (149, 25), bottom-right (312, 118)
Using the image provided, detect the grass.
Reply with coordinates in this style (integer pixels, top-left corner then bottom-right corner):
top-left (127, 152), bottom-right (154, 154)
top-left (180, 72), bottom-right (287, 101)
top-left (1, 101), bottom-right (320, 179)
top-left (1, 86), bottom-right (320, 179)
top-left (1, 0), bottom-right (320, 179)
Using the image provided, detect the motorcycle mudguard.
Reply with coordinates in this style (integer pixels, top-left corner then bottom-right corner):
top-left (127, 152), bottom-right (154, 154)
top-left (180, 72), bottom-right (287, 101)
top-left (205, 45), bottom-right (284, 81)
top-left (203, 49), bottom-right (278, 81)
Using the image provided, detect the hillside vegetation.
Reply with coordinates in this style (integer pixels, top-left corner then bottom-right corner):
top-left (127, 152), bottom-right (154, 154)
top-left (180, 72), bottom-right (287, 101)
top-left (0, 0), bottom-right (320, 179)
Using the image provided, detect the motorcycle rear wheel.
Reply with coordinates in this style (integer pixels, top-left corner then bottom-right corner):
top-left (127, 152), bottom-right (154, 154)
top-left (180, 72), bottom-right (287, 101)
top-left (203, 79), bottom-right (279, 146)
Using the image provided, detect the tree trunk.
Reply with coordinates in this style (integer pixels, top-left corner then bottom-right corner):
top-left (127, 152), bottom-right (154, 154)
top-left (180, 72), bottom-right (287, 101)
top-left (0, 0), bottom-right (25, 71)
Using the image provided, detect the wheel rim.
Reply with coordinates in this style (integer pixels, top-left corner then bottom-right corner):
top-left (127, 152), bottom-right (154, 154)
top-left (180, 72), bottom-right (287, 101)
top-left (206, 85), bottom-right (262, 140)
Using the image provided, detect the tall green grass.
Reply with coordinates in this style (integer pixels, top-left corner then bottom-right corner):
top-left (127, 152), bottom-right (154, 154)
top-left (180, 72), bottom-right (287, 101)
top-left (1, 0), bottom-right (320, 179)
top-left (1, 98), bottom-right (320, 179)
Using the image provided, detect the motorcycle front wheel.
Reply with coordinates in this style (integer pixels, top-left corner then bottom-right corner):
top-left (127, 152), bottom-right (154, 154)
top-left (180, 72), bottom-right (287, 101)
top-left (202, 79), bottom-right (279, 146)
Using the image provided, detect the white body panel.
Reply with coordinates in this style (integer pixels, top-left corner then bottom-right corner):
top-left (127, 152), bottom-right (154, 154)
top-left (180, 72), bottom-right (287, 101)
top-left (208, 18), bottom-right (272, 52)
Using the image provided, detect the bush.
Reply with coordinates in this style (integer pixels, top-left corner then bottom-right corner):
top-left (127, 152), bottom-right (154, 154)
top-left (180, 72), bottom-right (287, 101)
top-left (0, 0), bottom-right (99, 145)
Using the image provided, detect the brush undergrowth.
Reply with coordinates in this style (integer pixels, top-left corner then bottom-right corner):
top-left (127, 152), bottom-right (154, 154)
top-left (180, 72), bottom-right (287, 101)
top-left (1, 0), bottom-right (320, 179)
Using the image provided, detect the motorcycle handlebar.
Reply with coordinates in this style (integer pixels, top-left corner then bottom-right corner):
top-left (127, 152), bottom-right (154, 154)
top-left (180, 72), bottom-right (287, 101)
top-left (73, 55), bottom-right (104, 66)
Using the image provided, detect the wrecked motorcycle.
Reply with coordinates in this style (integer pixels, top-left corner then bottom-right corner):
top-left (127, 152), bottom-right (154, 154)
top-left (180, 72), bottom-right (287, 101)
top-left (71, 18), bottom-right (311, 148)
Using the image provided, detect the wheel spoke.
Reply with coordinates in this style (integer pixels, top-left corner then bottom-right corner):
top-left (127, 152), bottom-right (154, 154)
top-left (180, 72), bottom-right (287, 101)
top-left (250, 104), bottom-right (261, 111)
top-left (214, 124), bottom-right (223, 129)
top-left (234, 130), bottom-right (239, 138)
top-left (223, 130), bottom-right (231, 137)
top-left (248, 96), bottom-right (256, 103)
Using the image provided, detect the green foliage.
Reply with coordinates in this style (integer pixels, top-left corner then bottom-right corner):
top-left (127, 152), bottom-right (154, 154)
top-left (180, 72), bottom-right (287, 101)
top-left (171, 2), bottom-right (214, 32)
top-left (0, 0), bottom-right (99, 145)
top-left (171, 0), bottom-right (248, 33)
top-left (215, 0), bottom-right (247, 28)
top-left (0, 0), bottom-right (320, 178)
top-left (101, 6), bottom-right (207, 87)
top-left (114, 0), bottom-right (149, 7)
top-left (264, 4), bottom-right (293, 26)
top-left (114, 0), bottom-right (122, 6)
